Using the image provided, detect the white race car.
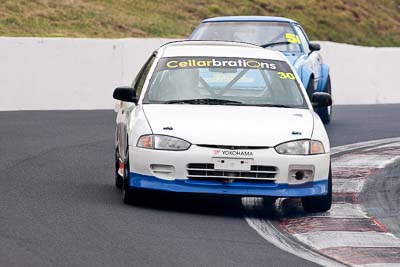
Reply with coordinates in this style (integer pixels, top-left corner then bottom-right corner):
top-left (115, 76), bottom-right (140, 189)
top-left (113, 40), bottom-right (332, 212)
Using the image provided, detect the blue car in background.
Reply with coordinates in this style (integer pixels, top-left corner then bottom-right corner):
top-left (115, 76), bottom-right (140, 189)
top-left (190, 16), bottom-right (332, 124)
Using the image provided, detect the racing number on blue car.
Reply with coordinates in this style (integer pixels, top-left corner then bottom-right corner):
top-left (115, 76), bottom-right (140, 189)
top-left (285, 33), bottom-right (301, 44)
top-left (277, 72), bottom-right (296, 80)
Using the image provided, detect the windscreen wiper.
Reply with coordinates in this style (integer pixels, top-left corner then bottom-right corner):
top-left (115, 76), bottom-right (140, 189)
top-left (164, 98), bottom-right (244, 105)
top-left (260, 41), bottom-right (291, 48)
top-left (250, 103), bottom-right (295, 108)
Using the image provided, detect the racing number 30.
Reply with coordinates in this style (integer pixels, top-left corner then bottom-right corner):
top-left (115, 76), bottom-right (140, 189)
top-left (277, 72), bottom-right (296, 80)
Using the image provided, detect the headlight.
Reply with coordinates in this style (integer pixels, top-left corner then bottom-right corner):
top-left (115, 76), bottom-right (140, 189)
top-left (137, 135), bottom-right (191, 151)
top-left (275, 140), bottom-right (325, 155)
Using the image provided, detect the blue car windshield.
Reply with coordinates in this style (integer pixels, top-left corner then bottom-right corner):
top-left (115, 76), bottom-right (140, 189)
top-left (191, 21), bottom-right (302, 53)
top-left (143, 57), bottom-right (307, 108)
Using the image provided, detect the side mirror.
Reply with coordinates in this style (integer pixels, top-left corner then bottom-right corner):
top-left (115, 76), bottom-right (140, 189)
top-left (312, 92), bottom-right (332, 108)
top-left (113, 86), bottom-right (137, 103)
top-left (309, 42), bottom-right (321, 52)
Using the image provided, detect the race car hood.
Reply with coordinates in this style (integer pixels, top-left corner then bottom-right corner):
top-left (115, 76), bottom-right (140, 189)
top-left (143, 105), bottom-right (314, 147)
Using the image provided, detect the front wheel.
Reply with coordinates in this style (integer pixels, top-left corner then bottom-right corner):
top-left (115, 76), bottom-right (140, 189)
top-left (301, 167), bottom-right (332, 213)
top-left (122, 155), bottom-right (133, 204)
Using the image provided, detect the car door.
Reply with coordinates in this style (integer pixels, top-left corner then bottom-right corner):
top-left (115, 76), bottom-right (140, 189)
top-left (116, 53), bottom-right (156, 163)
top-left (294, 24), bottom-right (322, 90)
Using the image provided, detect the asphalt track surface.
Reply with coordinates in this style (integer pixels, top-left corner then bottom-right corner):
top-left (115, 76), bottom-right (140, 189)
top-left (1, 104), bottom-right (400, 267)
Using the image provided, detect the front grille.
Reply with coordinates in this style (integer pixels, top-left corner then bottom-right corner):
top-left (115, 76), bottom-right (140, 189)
top-left (187, 163), bottom-right (278, 182)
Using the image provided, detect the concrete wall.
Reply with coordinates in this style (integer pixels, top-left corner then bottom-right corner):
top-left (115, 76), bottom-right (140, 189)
top-left (0, 37), bottom-right (174, 110)
top-left (0, 37), bottom-right (399, 110)
top-left (319, 42), bottom-right (400, 105)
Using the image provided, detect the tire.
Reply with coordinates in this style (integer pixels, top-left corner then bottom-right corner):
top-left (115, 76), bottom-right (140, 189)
top-left (301, 167), bottom-right (332, 213)
top-left (122, 177), bottom-right (134, 205)
top-left (316, 76), bottom-right (332, 124)
top-left (122, 154), bottom-right (133, 204)
top-left (122, 154), bottom-right (143, 205)
top-left (115, 147), bottom-right (123, 189)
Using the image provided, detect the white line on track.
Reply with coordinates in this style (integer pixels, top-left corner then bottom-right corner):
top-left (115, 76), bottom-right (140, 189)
top-left (332, 154), bottom-right (400, 168)
top-left (314, 203), bottom-right (366, 218)
top-left (294, 231), bottom-right (400, 250)
top-left (354, 264), bottom-right (400, 267)
top-left (333, 178), bottom-right (365, 193)
top-left (330, 137), bottom-right (400, 154)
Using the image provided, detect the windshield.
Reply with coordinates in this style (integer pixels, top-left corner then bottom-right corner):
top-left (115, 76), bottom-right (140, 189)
top-left (190, 22), bottom-right (302, 52)
top-left (143, 57), bottom-right (307, 108)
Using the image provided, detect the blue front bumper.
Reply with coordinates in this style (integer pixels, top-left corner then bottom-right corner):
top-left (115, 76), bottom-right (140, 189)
top-left (129, 172), bottom-right (328, 197)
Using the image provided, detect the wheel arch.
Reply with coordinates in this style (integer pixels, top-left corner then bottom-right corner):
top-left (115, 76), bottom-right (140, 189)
top-left (300, 65), bottom-right (314, 90)
top-left (317, 63), bottom-right (330, 92)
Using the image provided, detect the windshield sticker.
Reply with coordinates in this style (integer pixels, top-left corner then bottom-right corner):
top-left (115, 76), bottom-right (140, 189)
top-left (157, 57), bottom-right (289, 72)
top-left (285, 33), bottom-right (301, 44)
top-left (165, 58), bottom-right (276, 70)
top-left (277, 72), bottom-right (296, 80)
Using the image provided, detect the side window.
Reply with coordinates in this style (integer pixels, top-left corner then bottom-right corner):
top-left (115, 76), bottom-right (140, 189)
top-left (294, 25), bottom-right (310, 54)
top-left (133, 53), bottom-right (156, 98)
